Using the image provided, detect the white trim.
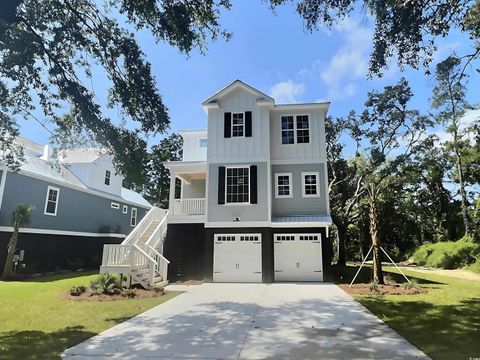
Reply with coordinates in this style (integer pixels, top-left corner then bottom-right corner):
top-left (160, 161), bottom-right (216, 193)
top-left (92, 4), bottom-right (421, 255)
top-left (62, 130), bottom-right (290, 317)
top-left (272, 103), bottom-right (329, 111)
top-left (167, 214), bottom-right (207, 224)
top-left (324, 162), bottom-right (331, 214)
top-left (271, 159), bottom-right (326, 165)
top-left (111, 202), bottom-right (120, 209)
top-left (122, 205), bottom-right (128, 214)
top-left (0, 226), bottom-right (126, 238)
top-left (271, 222), bottom-right (331, 228)
top-left (16, 168), bottom-right (150, 209)
top-left (104, 169), bottom-right (111, 186)
top-left (44, 186), bottom-right (60, 216)
top-left (205, 221), bottom-right (270, 228)
top-left (208, 157), bottom-right (269, 164)
top-left (274, 173), bottom-right (293, 198)
top-left (231, 112), bottom-right (245, 138)
top-left (281, 114), bottom-right (310, 145)
top-left (301, 172), bottom-right (320, 198)
top-left (0, 166), bottom-right (7, 212)
top-left (130, 207), bottom-right (138, 227)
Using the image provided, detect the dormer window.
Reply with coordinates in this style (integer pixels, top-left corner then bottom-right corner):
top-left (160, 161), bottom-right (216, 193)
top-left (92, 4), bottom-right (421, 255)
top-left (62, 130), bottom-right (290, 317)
top-left (199, 138), bottom-right (208, 148)
top-left (104, 170), bottom-right (111, 186)
top-left (232, 113), bottom-right (244, 137)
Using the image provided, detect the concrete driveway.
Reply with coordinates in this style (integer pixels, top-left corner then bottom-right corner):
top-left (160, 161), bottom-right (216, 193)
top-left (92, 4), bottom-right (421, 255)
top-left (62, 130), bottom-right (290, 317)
top-left (63, 283), bottom-right (428, 359)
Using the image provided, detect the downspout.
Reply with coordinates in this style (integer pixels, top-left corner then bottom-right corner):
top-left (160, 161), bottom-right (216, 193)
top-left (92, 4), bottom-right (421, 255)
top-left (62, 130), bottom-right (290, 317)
top-left (0, 166), bottom-right (8, 212)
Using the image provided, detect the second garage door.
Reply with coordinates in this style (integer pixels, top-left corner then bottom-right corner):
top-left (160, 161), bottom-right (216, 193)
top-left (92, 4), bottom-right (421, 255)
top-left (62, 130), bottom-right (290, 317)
top-left (213, 234), bottom-right (262, 283)
top-left (274, 233), bottom-right (323, 282)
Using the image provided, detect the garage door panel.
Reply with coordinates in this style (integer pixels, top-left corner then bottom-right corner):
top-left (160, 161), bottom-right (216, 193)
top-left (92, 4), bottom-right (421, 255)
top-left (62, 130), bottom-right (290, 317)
top-left (213, 234), bottom-right (262, 283)
top-left (274, 233), bottom-right (323, 282)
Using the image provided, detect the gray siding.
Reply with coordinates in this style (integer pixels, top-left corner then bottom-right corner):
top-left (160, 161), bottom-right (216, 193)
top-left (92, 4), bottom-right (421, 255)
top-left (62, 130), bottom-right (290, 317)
top-left (0, 172), bottom-right (148, 234)
top-left (207, 162), bottom-right (269, 222)
top-left (182, 179), bottom-right (206, 199)
top-left (271, 163), bottom-right (328, 216)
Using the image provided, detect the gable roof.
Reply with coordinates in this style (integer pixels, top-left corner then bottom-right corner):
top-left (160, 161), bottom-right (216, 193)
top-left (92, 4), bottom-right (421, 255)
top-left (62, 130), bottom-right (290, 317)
top-left (59, 148), bottom-right (107, 164)
top-left (202, 79), bottom-right (274, 106)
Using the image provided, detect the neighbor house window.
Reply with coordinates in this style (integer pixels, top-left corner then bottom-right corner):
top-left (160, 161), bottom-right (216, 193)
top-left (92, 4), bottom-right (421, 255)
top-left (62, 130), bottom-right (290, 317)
top-left (281, 115), bottom-right (310, 144)
top-left (281, 116), bottom-right (295, 144)
top-left (199, 138), bottom-right (208, 148)
top-left (226, 167), bottom-right (249, 203)
top-left (232, 113), bottom-right (244, 137)
top-left (302, 172), bottom-right (320, 198)
top-left (123, 205), bottom-right (128, 214)
top-left (104, 170), bottom-right (111, 186)
top-left (111, 202), bottom-right (120, 209)
top-left (44, 186), bottom-right (60, 216)
top-left (130, 207), bottom-right (137, 226)
top-left (275, 173), bottom-right (292, 198)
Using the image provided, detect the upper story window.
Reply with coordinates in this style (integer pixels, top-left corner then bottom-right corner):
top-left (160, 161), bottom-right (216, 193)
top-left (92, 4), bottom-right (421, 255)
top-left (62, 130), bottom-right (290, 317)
top-left (226, 166), bottom-right (249, 203)
top-left (232, 113), bottom-right (244, 137)
top-left (302, 172), bottom-right (320, 198)
top-left (104, 170), bottom-right (111, 186)
top-left (275, 173), bottom-right (292, 198)
top-left (199, 138), bottom-right (208, 148)
top-left (44, 186), bottom-right (60, 216)
top-left (281, 115), bottom-right (310, 144)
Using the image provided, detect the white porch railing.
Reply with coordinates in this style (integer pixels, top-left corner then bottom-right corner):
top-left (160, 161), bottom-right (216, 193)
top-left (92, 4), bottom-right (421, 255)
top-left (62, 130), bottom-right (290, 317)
top-left (172, 198), bottom-right (205, 215)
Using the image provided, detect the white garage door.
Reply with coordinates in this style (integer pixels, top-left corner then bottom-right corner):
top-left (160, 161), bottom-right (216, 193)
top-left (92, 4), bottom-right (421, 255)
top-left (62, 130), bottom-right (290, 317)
top-left (274, 233), bottom-right (323, 282)
top-left (213, 234), bottom-right (262, 283)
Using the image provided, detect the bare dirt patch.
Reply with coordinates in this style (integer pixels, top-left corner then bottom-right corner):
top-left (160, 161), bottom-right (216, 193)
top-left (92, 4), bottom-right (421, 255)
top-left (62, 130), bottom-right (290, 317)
top-left (63, 289), bottom-right (167, 301)
top-left (339, 283), bottom-right (428, 296)
top-left (172, 279), bottom-right (203, 285)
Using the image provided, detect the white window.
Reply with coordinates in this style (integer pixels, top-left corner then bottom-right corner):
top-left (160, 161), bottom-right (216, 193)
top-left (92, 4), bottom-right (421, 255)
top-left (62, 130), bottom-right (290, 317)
top-left (104, 170), bottom-right (111, 186)
top-left (199, 138), bottom-right (208, 148)
top-left (226, 166), bottom-right (249, 204)
top-left (44, 186), bottom-right (60, 216)
top-left (111, 202), bottom-right (120, 209)
top-left (130, 207), bottom-right (137, 226)
top-left (122, 205), bottom-right (128, 214)
top-left (281, 115), bottom-right (310, 144)
top-left (275, 173), bottom-right (292, 198)
top-left (232, 113), bottom-right (244, 137)
top-left (302, 172), bottom-right (320, 198)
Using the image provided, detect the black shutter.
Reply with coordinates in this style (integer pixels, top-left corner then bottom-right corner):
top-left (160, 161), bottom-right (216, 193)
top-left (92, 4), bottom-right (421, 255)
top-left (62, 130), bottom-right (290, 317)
top-left (245, 111), bottom-right (252, 137)
top-left (218, 166), bottom-right (226, 204)
top-left (250, 165), bottom-right (257, 204)
top-left (224, 112), bottom-right (231, 138)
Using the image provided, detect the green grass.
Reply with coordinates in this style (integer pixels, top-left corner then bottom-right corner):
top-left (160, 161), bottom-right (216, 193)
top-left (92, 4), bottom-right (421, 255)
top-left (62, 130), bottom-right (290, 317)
top-left (0, 271), bottom-right (180, 359)
top-left (349, 266), bottom-right (480, 360)
top-left (467, 259), bottom-right (480, 274)
top-left (411, 240), bottom-right (480, 269)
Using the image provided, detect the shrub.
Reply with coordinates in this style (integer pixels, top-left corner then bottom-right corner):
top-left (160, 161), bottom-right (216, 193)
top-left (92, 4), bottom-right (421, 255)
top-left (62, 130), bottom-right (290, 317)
top-left (369, 281), bottom-right (380, 294)
top-left (411, 240), bottom-right (480, 269)
top-left (153, 285), bottom-right (165, 295)
top-left (122, 289), bottom-right (137, 299)
top-left (70, 285), bottom-right (86, 296)
top-left (467, 259), bottom-right (480, 274)
top-left (90, 273), bottom-right (122, 295)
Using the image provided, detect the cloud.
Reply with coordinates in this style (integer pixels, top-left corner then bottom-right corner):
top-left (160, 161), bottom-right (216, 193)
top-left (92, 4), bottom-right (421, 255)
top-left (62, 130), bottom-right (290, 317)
top-left (432, 108), bottom-right (480, 143)
top-left (269, 80), bottom-right (305, 103)
top-left (320, 18), bottom-right (373, 100)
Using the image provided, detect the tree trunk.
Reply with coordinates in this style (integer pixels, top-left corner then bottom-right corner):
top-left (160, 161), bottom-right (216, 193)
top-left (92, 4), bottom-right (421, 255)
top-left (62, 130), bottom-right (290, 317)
top-left (454, 147), bottom-right (471, 237)
top-left (2, 229), bottom-right (18, 279)
top-left (369, 196), bottom-right (384, 284)
top-left (336, 225), bottom-right (347, 267)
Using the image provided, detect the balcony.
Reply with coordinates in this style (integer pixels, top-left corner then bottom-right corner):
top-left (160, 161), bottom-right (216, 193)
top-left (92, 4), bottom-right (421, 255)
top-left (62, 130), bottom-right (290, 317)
top-left (172, 198), bottom-right (206, 216)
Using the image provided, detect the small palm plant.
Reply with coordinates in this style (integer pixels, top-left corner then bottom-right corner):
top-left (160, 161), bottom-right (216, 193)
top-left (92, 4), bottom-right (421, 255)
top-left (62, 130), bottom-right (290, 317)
top-left (2, 204), bottom-right (34, 279)
top-left (90, 273), bottom-right (122, 295)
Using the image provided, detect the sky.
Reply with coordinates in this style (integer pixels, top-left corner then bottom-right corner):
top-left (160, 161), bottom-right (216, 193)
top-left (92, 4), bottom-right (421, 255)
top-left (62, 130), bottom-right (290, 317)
top-left (18, 0), bottom-right (479, 149)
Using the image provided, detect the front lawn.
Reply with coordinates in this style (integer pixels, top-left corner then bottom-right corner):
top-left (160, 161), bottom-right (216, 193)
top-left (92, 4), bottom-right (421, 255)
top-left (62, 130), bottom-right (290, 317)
top-left (346, 266), bottom-right (480, 360)
top-left (0, 271), bottom-right (180, 359)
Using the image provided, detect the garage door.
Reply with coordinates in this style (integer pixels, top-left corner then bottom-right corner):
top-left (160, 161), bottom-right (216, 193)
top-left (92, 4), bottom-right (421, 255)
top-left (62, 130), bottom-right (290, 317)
top-left (274, 233), bottom-right (323, 282)
top-left (213, 234), bottom-right (262, 283)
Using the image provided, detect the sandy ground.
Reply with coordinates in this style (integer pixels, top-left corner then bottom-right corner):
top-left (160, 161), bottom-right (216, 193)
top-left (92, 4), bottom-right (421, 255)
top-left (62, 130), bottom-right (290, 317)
top-left (399, 266), bottom-right (480, 281)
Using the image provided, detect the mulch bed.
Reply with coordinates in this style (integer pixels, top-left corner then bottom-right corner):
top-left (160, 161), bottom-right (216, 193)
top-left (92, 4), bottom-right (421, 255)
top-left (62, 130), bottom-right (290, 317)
top-left (63, 289), bottom-right (166, 301)
top-left (172, 279), bottom-right (203, 285)
top-left (339, 282), bottom-right (428, 296)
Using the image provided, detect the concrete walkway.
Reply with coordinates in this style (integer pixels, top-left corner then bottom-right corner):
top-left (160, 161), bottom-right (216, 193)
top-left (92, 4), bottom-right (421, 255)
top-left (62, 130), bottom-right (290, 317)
top-left (63, 283), bottom-right (429, 359)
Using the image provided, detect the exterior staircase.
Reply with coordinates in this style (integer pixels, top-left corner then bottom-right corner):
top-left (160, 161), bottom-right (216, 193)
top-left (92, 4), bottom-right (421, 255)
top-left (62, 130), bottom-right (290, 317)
top-left (100, 207), bottom-right (170, 289)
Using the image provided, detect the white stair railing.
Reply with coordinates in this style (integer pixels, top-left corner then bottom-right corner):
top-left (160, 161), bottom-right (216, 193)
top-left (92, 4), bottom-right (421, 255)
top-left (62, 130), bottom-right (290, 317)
top-left (122, 207), bottom-right (166, 245)
top-left (145, 212), bottom-right (168, 250)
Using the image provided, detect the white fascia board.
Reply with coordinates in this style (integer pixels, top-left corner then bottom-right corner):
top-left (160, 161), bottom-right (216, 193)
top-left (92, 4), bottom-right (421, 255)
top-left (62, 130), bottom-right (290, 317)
top-left (205, 221), bottom-right (271, 228)
top-left (15, 169), bottom-right (150, 209)
top-left (271, 222), bottom-right (332, 228)
top-left (163, 161), bottom-right (207, 173)
top-left (271, 159), bottom-right (326, 165)
top-left (166, 215), bottom-right (206, 224)
top-left (272, 103), bottom-right (330, 112)
top-left (0, 226), bottom-right (126, 238)
top-left (202, 80), bottom-right (274, 106)
top-left (178, 129), bottom-right (208, 136)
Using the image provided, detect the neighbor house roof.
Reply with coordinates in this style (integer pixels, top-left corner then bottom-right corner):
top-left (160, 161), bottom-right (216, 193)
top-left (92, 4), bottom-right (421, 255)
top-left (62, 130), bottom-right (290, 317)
top-left (59, 148), bottom-right (107, 164)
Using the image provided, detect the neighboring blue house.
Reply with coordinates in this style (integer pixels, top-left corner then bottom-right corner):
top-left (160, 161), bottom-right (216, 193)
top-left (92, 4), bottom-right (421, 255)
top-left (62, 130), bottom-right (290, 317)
top-left (0, 137), bottom-right (151, 273)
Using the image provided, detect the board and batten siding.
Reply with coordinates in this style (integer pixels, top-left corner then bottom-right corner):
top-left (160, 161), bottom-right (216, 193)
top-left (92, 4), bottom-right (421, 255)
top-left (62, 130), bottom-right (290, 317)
top-left (0, 172), bottom-right (148, 234)
top-left (271, 163), bottom-right (328, 216)
top-left (207, 162), bottom-right (269, 222)
top-left (270, 108), bottom-right (327, 163)
top-left (182, 179), bottom-right (206, 199)
top-left (207, 88), bottom-right (270, 163)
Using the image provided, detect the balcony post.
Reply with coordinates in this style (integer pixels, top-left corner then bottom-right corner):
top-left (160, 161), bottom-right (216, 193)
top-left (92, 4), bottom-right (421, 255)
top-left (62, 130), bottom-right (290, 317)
top-left (168, 173), bottom-right (177, 213)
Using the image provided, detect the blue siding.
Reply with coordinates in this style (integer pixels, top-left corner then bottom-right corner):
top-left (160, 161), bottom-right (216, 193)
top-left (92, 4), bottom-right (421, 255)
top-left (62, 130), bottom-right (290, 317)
top-left (0, 172), bottom-right (148, 234)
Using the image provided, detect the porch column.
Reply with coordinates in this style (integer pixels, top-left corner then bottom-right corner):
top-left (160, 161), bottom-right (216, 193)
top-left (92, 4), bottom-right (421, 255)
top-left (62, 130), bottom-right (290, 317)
top-left (169, 172), bottom-right (177, 214)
